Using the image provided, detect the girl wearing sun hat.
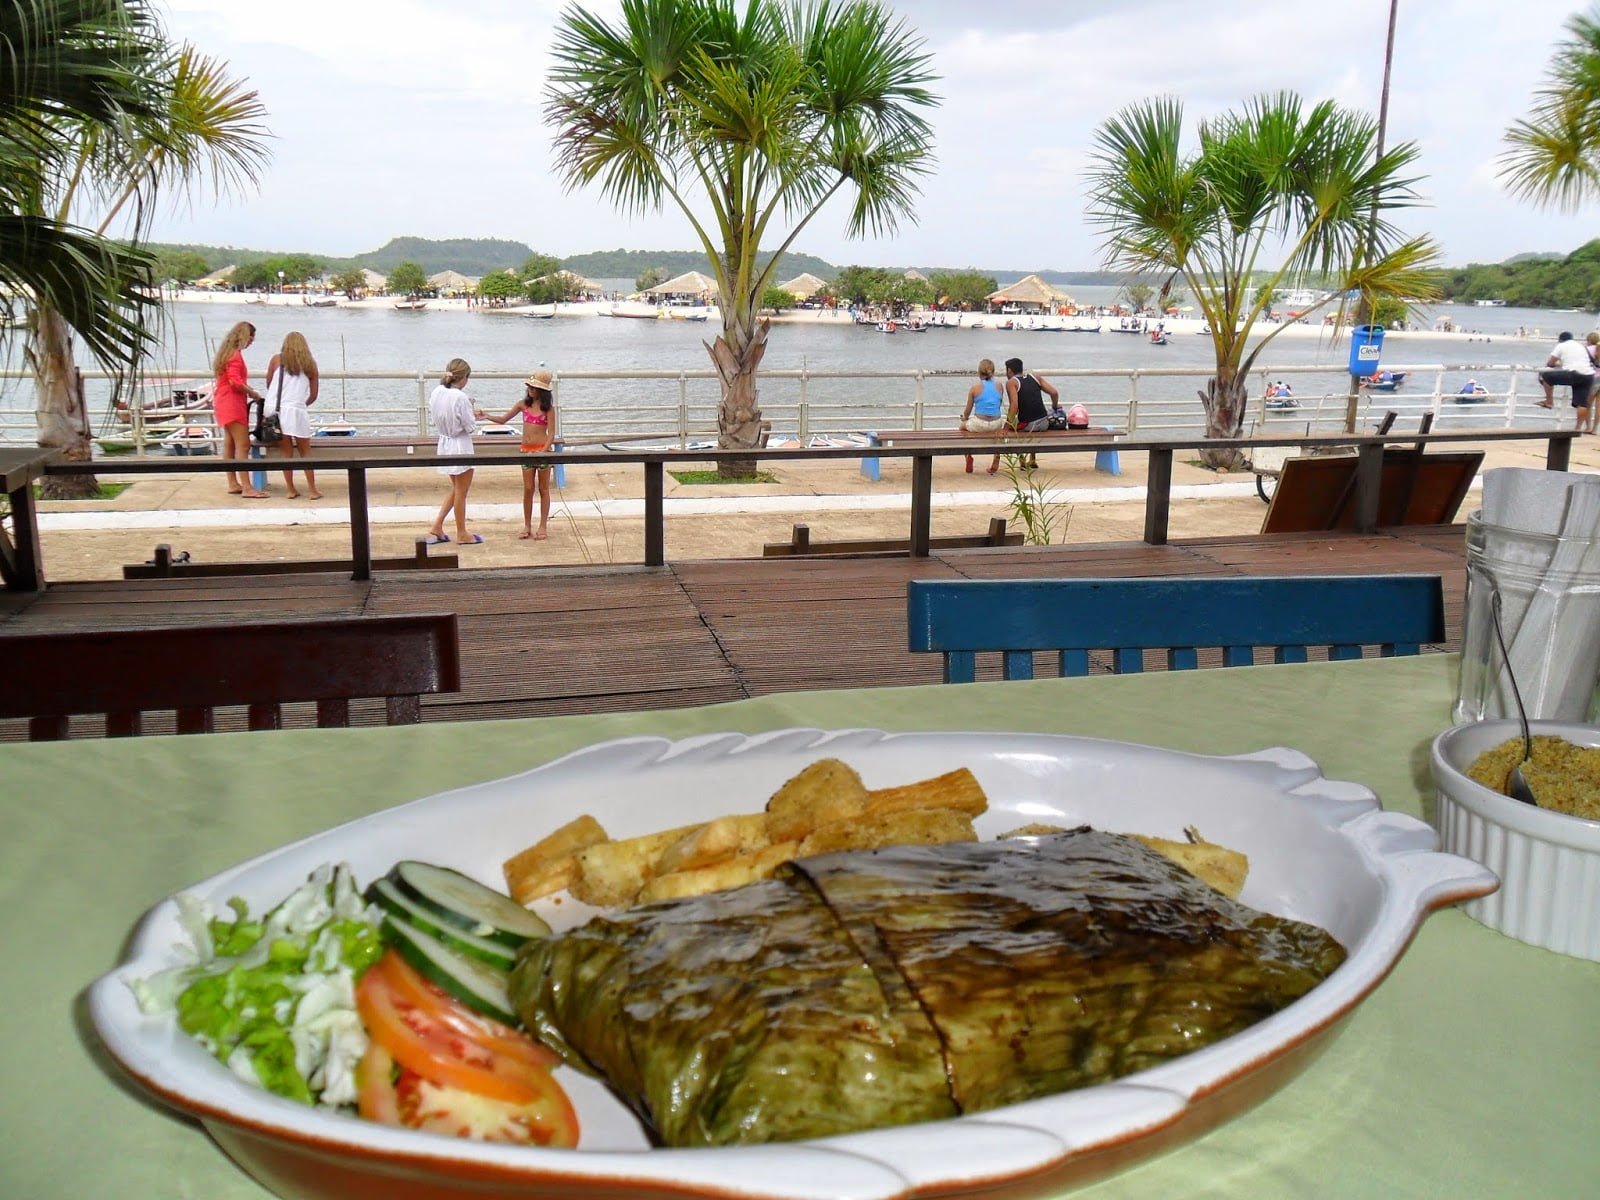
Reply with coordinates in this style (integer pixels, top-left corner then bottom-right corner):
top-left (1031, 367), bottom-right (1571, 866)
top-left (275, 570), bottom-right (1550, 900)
top-left (487, 367), bottom-right (559, 540)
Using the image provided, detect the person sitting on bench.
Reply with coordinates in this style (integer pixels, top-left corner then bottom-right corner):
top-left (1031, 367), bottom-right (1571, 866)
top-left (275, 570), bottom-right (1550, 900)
top-left (1004, 356), bottom-right (1062, 469)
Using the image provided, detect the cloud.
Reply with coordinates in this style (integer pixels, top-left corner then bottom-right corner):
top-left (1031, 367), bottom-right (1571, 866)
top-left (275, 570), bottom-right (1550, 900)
top-left (150, 0), bottom-right (1600, 269)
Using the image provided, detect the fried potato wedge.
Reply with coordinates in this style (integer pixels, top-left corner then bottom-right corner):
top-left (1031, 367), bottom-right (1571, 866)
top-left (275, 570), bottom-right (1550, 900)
top-left (764, 758), bottom-right (870, 842)
top-left (1000, 823), bottom-right (1248, 898)
top-left (864, 767), bottom-right (988, 820)
top-left (637, 840), bottom-right (801, 904)
top-left (656, 812), bottom-right (772, 876)
top-left (570, 821), bottom-right (704, 907)
top-left (799, 807), bottom-right (977, 858)
top-left (503, 814), bottom-right (611, 905)
top-left (1130, 834), bottom-right (1248, 898)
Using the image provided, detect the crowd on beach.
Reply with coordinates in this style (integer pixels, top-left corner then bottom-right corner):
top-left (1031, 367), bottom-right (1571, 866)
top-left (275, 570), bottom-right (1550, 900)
top-left (207, 321), bottom-right (561, 546)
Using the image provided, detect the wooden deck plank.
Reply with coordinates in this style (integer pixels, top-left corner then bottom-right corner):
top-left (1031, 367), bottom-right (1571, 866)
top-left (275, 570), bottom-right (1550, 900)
top-left (0, 525), bottom-right (1470, 739)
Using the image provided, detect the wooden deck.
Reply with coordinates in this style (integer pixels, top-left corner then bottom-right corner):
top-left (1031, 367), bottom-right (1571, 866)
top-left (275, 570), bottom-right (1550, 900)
top-left (0, 525), bottom-right (1468, 737)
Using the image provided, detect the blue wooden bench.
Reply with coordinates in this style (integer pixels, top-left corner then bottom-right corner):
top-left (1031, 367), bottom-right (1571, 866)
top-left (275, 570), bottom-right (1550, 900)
top-left (907, 575), bottom-right (1446, 683)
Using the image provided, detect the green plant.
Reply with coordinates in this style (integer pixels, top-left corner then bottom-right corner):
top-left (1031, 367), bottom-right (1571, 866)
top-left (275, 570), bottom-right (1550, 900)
top-left (31, 481), bottom-right (130, 500)
top-left (669, 468), bottom-right (778, 485)
top-left (1000, 456), bottom-right (1071, 545)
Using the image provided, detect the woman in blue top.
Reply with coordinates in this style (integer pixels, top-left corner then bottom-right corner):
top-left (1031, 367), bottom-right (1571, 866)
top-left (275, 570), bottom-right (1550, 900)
top-left (960, 357), bottom-right (1006, 474)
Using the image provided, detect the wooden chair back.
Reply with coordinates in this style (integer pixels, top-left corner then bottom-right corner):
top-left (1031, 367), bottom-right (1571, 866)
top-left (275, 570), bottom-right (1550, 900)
top-left (907, 575), bottom-right (1445, 683)
top-left (1, 613), bottom-right (461, 739)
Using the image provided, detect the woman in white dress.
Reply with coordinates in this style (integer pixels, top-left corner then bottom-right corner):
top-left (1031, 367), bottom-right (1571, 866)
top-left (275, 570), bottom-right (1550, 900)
top-left (426, 357), bottom-right (488, 545)
top-left (264, 331), bottom-right (321, 499)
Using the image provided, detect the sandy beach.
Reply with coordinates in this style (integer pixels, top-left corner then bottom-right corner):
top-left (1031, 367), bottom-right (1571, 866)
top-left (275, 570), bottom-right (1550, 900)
top-left (164, 288), bottom-right (1544, 346)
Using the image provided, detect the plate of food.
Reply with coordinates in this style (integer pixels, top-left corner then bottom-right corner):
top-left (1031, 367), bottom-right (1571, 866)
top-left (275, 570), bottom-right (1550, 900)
top-left (88, 728), bottom-right (1496, 1200)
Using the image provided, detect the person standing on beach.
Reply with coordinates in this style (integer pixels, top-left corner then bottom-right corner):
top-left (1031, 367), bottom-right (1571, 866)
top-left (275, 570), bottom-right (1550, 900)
top-left (264, 331), bottom-right (322, 499)
top-left (1586, 334), bottom-right (1600, 433)
top-left (959, 358), bottom-right (1007, 475)
top-left (426, 358), bottom-right (488, 545)
top-left (1004, 356), bottom-right (1061, 469)
top-left (486, 368), bottom-right (559, 540)
top-left (1536, 331), bottom-right (1594, 431)
top-left (211, 321), bottom-right (268, 498)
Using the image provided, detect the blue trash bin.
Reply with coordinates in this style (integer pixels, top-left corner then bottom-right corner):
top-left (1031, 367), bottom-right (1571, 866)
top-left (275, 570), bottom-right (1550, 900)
top-left (860, 433), bottom-right (881, 482)
top-left (1349, 324), bottom-right (1384, 377)
top-left (249, 445), bottom-right (266, 492)
top-left (552, 441), bottom-right (566, 489)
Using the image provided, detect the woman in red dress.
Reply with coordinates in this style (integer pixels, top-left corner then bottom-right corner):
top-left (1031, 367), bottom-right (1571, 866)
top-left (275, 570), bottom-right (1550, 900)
top-left (211, 321), bottom-right (267, 497)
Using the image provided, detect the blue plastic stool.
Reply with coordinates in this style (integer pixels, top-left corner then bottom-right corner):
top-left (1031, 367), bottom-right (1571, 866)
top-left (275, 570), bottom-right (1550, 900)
top-left (860, 433), bottom-right (881, 482)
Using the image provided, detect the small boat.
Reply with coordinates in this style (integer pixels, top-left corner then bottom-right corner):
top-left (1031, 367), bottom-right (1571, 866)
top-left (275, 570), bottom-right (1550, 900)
top-left (1065, 323), bottom-right (1102, 333)
top-left (1149, 332), bottom-right (1169, 345)
top-left (527, 311), bottom-right (555, 320)
top-left (609, 304), bottom-right (660, 319)
top-left (161, 425), bottom-right (217, 456)
top-left (876, 320), bottom-right (899, 333)
top-left (1474, 299), bottom-right (1507, 307)
top-left (302, 297), bottom-right (338, 308)
top-left (394, 300), bottom-right (429, 312)
top-left (479, 423), bottom-right (518, 438)
top-left (315, 422), bottom-right (359, 437)
top-left (1362, 371), bottom-right (1407, 393)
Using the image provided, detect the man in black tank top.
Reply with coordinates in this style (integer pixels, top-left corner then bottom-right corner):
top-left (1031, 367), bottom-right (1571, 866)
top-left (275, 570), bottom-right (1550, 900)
top-left (1004, 357), bottom-right (1062, 467)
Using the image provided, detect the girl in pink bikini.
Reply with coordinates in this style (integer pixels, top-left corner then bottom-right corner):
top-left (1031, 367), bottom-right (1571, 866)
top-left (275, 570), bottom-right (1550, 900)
top-left (488, 369), bottom-right (558, 540)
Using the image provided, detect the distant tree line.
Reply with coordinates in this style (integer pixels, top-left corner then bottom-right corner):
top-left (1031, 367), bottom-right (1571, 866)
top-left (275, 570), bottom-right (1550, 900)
top-left (1438, 241), bottom-right (1600, 310)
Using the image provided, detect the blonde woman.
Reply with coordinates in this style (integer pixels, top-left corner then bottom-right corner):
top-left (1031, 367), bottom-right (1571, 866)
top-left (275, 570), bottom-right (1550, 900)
top-left (425, 358), bottom-right (487, 545)
top-left (264, 331), bottom-right (322, 498)
top-left (959, 357), bottom-right (1006, 475)
top-left (211, 321), bottom-right (267, 497)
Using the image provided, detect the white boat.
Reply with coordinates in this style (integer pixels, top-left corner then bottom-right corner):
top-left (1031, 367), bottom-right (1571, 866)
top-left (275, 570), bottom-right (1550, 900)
top-left (315, 422), bottom-right (359, 437)
top-left (113, 384), bottom-right (211, 425)
top-left (609, 303), bottom-right (660, 319)
top-left (479, 423), bottom-right (518, 438)
top-left (1475, 299), bottom-right (1507, 307)
top-left (161, 425), bottom-right (218, 455)
top-left (876, 320), bottom-right (899, 334)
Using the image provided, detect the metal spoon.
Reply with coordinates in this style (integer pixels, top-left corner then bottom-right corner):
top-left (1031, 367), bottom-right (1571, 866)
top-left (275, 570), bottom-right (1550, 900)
top-left (1488, 587), bottom-right (1540, 806)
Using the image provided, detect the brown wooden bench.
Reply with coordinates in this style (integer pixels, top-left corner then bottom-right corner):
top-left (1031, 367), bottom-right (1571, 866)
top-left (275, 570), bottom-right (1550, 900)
top-left (0, 612), bottom-right (461, 739)
top-left (122, 539), bottom-right (459, 580)
top-left (763, 517), bottom-right (1023, 557)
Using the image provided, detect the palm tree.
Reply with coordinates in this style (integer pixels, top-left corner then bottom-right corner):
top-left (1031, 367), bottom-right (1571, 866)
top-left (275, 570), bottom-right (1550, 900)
top-left (545, 0), bottom-right (938, 468)
top-left (6, 2), bottom-right (270, 496)
top-left (1086, 92), bottom-right (1439, 468)
top-left (1500, 4), bottom-right (1600, 211)
top-left (1, 1), bottom-right (166, 372)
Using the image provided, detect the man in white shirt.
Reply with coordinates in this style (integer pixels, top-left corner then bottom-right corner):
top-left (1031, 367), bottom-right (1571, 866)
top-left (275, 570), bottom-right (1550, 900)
top-left (1538, 331), bottom-right (1595, 431)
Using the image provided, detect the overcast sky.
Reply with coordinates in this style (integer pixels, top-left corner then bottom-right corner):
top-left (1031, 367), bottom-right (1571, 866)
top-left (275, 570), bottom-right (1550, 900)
top-left (151, 0), bottom-right (1600, 271)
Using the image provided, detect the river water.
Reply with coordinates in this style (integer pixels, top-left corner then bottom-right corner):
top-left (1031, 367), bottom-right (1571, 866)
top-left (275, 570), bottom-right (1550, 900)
top-left (0, 283), bottom-right (1589, 447)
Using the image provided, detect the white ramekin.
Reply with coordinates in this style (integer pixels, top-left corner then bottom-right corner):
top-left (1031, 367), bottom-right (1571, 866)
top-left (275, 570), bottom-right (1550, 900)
top-left (1431, 718), bottom-right (1600, 960)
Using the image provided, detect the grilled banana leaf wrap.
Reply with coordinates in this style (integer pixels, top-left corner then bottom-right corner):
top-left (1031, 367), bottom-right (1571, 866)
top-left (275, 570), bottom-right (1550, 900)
top-left (510, 829), bottom-right (1346, 1147)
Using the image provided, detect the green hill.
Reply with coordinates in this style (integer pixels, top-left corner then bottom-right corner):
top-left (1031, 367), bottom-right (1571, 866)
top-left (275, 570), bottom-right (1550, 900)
top-left (356, 237), bottom-right (535, 276)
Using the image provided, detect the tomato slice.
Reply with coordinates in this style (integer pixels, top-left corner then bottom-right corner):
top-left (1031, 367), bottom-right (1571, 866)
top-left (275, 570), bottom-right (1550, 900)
top-left (356, 956), bottom-right (549, 1104)
top-left (396, 1070), bottom-right (579, 1147)
top-left (356, 1043), bottom-right (402, 1126)
top-left (378, 951), bottom-right (560, 1072)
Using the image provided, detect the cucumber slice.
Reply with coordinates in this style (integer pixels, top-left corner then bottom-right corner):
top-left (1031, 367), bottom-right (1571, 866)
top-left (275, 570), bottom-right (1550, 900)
top-left (386, 861), bottom-right (550, 948)
top-left (366, 878), bottom-right (517, 969)
top-left (380, 912), bottom-right (518, 1025)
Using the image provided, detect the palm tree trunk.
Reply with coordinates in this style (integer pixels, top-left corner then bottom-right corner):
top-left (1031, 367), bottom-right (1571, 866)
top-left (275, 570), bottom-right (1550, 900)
top-left (708, 314), bottom-right (769, 479)
top-left (29, 305), bottom-right (100, 498)
top-left (1198, 375), bottom-right (1249, 470)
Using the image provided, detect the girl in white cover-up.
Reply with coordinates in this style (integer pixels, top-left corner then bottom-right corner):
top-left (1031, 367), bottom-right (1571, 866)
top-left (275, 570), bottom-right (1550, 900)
top-left (426, 358), bottom-right (488, 545)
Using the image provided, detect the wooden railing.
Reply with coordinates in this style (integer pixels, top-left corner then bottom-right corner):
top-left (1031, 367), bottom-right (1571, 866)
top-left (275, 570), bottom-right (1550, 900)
top-left (2, 428), bottom-right (1577, 592)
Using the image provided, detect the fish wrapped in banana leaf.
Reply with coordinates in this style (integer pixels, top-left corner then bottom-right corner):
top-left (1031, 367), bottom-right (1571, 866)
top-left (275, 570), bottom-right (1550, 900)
top-left (510, 828), bottom-right (1346, 1148)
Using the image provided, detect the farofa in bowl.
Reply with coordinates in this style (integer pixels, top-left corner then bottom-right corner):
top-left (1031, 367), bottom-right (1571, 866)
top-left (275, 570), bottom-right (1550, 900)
top-left (1467, 736), bottom-right (1600, 820)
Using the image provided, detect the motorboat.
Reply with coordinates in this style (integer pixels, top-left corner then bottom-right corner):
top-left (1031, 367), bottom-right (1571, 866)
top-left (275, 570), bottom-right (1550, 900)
top-left (302, 297), bottom-right (339, 308)
top-left (1362, 371), bottom-right (1407, 393)
top-left (161, 425), bottom-right (217, 456)
top-left (113, 384), bottom-right (211, 425)
top-left (876, 319), bottom-right (899, 333)
top-left (315, 422), bottom-right (359, 437)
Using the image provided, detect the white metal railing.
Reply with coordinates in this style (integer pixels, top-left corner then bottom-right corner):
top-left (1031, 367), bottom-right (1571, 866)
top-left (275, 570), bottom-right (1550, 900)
top-left (0, 362), bottom-right (1566, 451)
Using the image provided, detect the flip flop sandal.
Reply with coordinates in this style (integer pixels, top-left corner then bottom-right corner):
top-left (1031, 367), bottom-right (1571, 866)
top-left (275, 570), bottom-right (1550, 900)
top-left (459, 534), bottom-right (486, 545)
top-left (424, 533), bottom-right (451, 545)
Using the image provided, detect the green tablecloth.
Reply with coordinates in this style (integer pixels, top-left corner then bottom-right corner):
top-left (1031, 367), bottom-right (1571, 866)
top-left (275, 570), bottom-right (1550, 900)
top-left (3, 654), bottom-right (1593, 1199)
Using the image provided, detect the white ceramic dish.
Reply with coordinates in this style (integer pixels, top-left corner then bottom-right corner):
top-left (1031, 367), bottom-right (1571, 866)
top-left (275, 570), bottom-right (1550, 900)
top-left (1432, 718), bottom-right (1600, 960)
top-left (89, 729), bottom-right (1494, 1200)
